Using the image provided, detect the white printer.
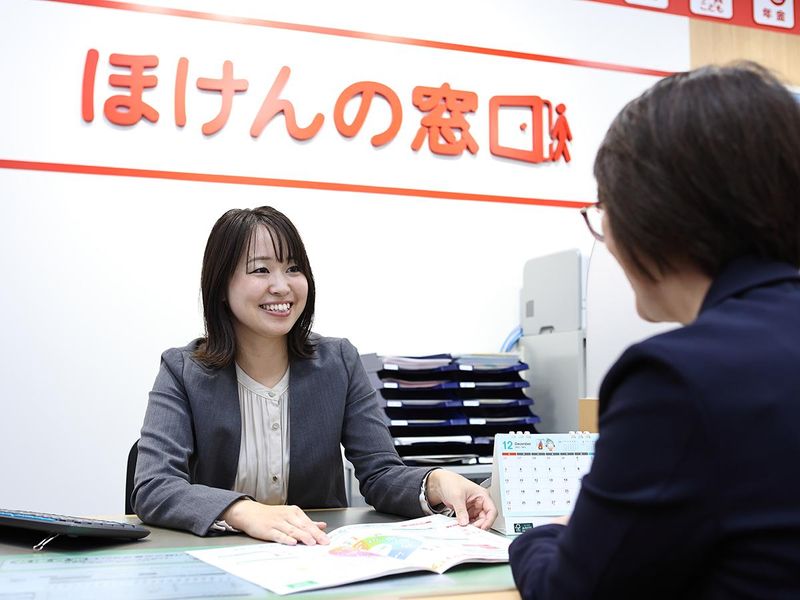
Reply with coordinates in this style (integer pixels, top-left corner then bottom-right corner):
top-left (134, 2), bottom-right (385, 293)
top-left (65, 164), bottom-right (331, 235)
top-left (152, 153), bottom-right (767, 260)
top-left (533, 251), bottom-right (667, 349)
top-left (518, 249), bottom-right (587, 433)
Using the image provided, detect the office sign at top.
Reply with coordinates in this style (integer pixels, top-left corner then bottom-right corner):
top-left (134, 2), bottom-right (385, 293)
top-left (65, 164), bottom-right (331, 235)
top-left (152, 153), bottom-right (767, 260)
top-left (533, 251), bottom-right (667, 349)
top-left (82, 51), bottom-right (575, 166)
top-left (596, 0), bottom-right (799, 34)
top-left (1, 0), bottom-right (684, 206)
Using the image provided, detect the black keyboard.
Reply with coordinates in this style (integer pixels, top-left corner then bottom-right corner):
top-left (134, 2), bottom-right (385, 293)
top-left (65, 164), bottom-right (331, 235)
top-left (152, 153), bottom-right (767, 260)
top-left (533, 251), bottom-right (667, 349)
top-left (0, 508), bottom-right (150, 540)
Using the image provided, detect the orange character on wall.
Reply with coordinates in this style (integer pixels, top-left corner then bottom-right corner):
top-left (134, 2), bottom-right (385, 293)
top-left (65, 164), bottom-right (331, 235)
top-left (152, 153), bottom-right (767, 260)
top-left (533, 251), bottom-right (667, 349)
top-left (411, 83), bottom-right (479, 156)
top-left (489, 95), bottom-right (572, 164)
top-left (196, 60), bottom-right (249, 135)
top-left (250, 66), bottom-right (324, 141)
top-left (83, 49), bottom-right (160, 126)
top-left (334, 82), bottom-right (402, 147)
top-left (103, 53), bottom-right (160, 126)
top-left (549, 103), bottom-right (572, 163)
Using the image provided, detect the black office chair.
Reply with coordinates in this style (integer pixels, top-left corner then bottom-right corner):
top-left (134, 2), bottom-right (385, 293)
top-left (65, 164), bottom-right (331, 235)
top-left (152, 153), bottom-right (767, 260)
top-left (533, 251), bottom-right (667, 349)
top-left (125, 440), bottom-right (139, 515)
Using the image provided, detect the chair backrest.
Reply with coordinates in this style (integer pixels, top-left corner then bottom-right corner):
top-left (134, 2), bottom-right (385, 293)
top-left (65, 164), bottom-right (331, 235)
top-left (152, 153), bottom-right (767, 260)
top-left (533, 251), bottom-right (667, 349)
top-left (125, 440), bottom-right (139, 514)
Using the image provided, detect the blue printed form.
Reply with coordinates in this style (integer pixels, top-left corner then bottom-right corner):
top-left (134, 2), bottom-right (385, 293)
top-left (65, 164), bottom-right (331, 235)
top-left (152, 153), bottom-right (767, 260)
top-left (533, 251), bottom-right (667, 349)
top-left (0, 550), bottom-right (264, 599)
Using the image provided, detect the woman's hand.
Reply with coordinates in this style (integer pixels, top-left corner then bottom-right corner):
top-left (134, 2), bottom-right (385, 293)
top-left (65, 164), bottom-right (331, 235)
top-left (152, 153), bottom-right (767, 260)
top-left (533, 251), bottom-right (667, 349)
top-left (221, 499), bottom-right (330, 545)
top-left (425, 469), bottom-right (498, 530)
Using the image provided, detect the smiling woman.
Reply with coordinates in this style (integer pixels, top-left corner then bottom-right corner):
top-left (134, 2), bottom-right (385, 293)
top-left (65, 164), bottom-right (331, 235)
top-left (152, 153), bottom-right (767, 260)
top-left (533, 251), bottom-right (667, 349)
top-left (227, 230), bottom-right (309, 356)
top-left (131, 206), bottom-right (498, 544)
top-left (195, 207), bottom-right (315, 372)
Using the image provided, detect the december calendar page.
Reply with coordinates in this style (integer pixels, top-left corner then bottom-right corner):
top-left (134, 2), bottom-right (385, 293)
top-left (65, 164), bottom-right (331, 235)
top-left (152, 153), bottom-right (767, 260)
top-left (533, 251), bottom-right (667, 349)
top-left (496, 433), bottom-right (598, 518)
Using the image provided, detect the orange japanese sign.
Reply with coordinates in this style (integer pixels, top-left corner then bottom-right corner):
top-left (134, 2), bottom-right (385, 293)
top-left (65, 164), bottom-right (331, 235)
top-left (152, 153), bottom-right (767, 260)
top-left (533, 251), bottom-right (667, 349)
top-left (82, 49), bottom-right (573, 165)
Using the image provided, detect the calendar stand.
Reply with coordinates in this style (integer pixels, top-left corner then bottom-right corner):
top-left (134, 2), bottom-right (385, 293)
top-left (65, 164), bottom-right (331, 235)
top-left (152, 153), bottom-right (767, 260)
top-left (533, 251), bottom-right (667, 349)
top-left (489, 431), bottom-right (597, 535)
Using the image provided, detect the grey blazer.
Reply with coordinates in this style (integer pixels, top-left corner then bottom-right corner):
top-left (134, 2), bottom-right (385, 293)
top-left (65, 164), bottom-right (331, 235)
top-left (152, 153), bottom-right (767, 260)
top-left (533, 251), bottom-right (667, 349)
top-left (132, 335), bottom-right (431, 536)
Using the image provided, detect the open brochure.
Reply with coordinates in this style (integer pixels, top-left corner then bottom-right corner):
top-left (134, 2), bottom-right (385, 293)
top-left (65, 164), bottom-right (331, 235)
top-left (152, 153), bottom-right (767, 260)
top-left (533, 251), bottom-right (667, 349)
top-left (188, 514), bottom-right (511, 595)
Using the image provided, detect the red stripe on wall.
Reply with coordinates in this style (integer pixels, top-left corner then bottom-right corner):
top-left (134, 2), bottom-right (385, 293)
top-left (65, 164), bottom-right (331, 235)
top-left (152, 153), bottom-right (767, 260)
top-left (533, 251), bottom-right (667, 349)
top-left (46, 0), bottom-right (675, 78)
top-left (0, 159), bottom-right (591, 209)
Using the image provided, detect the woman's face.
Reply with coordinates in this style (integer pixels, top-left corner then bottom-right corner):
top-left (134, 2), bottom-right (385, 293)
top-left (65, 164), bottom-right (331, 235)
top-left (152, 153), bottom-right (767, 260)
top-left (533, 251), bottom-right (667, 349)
top-left (226, 225), bottom-right (308, 346)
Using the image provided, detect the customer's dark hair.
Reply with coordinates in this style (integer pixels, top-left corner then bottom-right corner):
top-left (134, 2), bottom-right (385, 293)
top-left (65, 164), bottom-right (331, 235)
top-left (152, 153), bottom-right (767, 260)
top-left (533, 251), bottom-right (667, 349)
top-left (193, 206), bottom-right (316, 368)
top-left (594, 61), bottom-right (800, 280)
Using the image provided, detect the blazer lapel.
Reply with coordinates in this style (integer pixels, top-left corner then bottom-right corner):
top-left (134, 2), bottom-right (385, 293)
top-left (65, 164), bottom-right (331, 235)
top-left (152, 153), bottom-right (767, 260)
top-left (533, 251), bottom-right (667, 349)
top-left (188, 359), bottom-right (242, 490)
top-left (287, 357), bottom-right (314, 502)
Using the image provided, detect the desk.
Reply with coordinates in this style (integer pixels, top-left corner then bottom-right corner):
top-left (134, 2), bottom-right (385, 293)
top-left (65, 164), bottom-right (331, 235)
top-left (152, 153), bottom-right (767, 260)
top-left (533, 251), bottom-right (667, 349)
top-left (0, 507), bottom-right (520, 600)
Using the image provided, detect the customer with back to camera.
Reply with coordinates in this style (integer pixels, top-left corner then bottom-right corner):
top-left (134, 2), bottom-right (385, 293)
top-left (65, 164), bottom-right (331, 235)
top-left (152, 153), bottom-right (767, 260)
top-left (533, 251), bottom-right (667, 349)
top-left (132, 205), bottom-right (496, 544)
top-left (510, 61), bottom-right (800, 598)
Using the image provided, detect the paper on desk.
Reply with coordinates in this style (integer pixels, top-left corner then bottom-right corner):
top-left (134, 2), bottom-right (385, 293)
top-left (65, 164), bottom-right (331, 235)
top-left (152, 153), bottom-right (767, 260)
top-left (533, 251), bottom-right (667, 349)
top-left (0, 550), bottom-right (265, 599)
top-left (187, 514), bottom-right (510, 595)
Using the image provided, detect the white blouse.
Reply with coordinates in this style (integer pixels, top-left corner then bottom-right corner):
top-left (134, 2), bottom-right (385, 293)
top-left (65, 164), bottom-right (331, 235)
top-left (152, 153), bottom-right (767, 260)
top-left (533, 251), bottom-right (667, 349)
top-left (211, 363), bottom-right (443, 532)
top-left (232, 364), bottom-right (291, 505)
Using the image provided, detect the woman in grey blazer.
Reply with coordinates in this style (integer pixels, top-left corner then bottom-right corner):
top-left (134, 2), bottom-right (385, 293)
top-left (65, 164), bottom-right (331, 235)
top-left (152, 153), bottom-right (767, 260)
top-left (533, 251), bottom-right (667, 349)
top-left (132, 206), bottom-right (496, 543)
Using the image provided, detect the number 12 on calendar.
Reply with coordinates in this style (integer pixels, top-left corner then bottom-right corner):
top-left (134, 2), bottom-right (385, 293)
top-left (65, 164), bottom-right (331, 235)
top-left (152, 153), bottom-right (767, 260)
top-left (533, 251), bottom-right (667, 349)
top-left (489, 432), bottom-right (598, 535)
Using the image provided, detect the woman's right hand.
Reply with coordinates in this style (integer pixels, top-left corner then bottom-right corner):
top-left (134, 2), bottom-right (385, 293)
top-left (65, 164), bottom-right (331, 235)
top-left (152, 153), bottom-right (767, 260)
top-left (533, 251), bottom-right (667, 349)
top-left (221, 499), bottom-right (330, 545)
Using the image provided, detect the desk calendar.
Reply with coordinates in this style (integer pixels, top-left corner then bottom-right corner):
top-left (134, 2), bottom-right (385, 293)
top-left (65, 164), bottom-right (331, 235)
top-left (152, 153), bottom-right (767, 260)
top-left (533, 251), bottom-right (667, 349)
top-left (489, 431), bottom-right (598, 535)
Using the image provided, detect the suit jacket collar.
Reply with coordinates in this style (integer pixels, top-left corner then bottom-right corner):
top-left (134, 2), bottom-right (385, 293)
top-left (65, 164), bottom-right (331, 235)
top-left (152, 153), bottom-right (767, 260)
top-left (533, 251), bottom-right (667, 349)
top-left (701, 256), bottom-right (800, 314)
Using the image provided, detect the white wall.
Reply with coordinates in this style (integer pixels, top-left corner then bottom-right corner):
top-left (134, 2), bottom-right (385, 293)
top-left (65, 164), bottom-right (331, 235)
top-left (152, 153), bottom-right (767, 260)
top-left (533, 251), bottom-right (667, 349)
top-left (0, 0), bottom-right (689, 514)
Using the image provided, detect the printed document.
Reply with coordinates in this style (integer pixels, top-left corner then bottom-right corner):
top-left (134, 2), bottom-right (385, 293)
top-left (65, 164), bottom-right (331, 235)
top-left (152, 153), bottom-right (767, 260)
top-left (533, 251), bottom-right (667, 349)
top-left (188, 514), bottom-right (510, 595)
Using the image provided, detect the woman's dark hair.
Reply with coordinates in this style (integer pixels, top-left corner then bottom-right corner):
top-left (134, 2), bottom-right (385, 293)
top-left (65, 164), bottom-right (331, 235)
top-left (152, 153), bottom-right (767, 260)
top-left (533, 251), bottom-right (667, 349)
top-left (193, 206), bottom-right (316, 368)
top-left (594, 61), bottom-right (800, 280)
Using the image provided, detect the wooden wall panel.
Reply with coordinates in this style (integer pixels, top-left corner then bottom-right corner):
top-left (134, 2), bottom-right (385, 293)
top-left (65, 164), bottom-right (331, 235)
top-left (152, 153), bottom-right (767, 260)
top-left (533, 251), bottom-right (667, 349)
top-left (690, 20), bottom-right (800, 86)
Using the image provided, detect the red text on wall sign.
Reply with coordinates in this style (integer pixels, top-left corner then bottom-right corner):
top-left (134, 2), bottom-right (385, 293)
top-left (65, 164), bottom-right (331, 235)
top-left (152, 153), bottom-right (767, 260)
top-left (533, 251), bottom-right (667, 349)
top-left (82, 49), bottom-right (572, 164)
top-left (411, 83), bottom-right (479, 156)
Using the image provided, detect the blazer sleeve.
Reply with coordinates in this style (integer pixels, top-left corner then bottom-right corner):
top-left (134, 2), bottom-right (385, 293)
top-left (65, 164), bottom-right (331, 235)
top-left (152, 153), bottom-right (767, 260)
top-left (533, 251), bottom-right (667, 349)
top-left (132, 349), bottom-right (248, 536)
top-left (509, 350), bottom-right (717, 599)
top-left (337, 339), bottom-right (432, 516)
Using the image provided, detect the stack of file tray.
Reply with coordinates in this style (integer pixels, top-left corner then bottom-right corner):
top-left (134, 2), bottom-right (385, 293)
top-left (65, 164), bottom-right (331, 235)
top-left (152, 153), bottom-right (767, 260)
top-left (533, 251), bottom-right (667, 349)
top-left (362, 353), bottom-right (539, 466)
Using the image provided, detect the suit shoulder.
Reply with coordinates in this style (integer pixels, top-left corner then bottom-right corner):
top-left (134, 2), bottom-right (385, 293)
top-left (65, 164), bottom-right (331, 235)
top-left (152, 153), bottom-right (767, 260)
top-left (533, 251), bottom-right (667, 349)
top-left (306, 335), bottom-right (362, 370)
top-left (603, 315), bottom-right (753, 401)
top-left (602, 328), bottom-right (696, 389)
top-left (160, 338), bottom-right (205, 371)
top-left (310, 334), bottom-right (356, 353)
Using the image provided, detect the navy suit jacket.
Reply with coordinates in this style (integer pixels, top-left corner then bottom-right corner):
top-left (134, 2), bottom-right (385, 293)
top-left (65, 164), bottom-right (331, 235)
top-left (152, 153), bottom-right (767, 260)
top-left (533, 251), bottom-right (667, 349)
top-left (132, 335), bottom-right (430, 536)
top-left (510, 257), bottom-right (800, 599)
